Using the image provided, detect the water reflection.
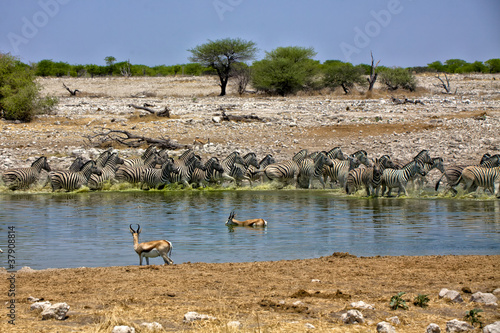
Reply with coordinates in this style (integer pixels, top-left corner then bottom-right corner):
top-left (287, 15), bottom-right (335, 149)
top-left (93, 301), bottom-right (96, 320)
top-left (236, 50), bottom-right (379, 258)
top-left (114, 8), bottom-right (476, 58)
top-left (0, 191), bottom-right (499, 269)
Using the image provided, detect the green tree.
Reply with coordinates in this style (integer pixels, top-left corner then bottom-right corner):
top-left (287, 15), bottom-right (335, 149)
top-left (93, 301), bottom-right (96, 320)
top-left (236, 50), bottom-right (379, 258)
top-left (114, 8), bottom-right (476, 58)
top-left (322, 61), bottom-right (366, 94)
top-left (428, 61), bottom-right (445, 72)
top-left (485, 58), bottom-right (500, 73)
top-left (252, 46), bottom-right (319, 96)
top-left (444, 59), bottom-right (467, 73)
top-left (188, 37), bottom-right (257, 96)
top-left (0, 53), bottom-right (57, 122)
top-left (104, 56), bottom-right (116, 75)
top-left (380, 67), bottom-right (417, 91)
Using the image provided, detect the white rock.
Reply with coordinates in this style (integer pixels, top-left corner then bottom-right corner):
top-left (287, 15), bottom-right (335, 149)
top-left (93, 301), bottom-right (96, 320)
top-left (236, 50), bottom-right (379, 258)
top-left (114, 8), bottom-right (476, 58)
top-left (227, 321), bottom-right (242, 329)
top-left (112, 326), bottom-right (135, 333)
top-left (27, 296), bottom-right (42, 302)
top-left (426, 323), bottom-right (441, 333)
top-left (387, 316), bottom-right (400, 325)
top-left (445, 319), bottom-right (474, 332)
top-left (341, 309), bottom-right (364, 324)
top-left (470, 292), bottom-right (498, 304)
top-left (493, 289), bottom-right (500, 296)
top-left (304, 322), bottom-right (315, 329)
top-left (311, 279), bottom-right (321, 283)
top-left (30, 301), bottom-right (51, 311)
top-left (350, 300), bottom-right (375, 310)
top-left (483, 321), bottom-right (500, 333)
top-left (183, 311), bottom-right (216, 323)
top-left (212, 116), bottom-right (221, 123)
top-left (377, 321), bottom-right (396, 333)
top-left (140, 322), bottom-right (163, 330)
top-left (439, 288), bottom-right (464, 303)
top-left (40, 302), bottom-right (70, 320)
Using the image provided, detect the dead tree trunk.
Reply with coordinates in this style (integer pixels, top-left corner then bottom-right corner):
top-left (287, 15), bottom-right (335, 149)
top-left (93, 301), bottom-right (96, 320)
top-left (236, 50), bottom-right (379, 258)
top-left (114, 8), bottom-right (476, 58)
top-left (434, 74), bottom-right (455, 94)
top-left (367, 51), bottom-right (380, 91)
top-left (84, 129), bottom-right (189, 149)
top-left (128, 104), bottom-right (171, 117)
top-left (63, 83), bottom-right (79, 96)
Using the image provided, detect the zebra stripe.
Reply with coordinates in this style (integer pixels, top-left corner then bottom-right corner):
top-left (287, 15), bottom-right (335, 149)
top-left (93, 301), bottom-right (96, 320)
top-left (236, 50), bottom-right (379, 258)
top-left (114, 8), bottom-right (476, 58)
top-left (380, 160), bottom-right (425, 196)
top-left (326, 147), bottom-right (346, 160)
top-left (346, 155), bottom-right (395, 196)
top-left (2, 156), bottom-right (51, 190)
top-left (139, 158), bottom-right (176, 190)
top-left (297, 152), bottom-right (333, 189)
top-left (190, 157), bottom-right (224, 188)
top-left (169, 154), bottom-right (204, 188)
top-left (49, 160), bottom-right (101, 192)
top-left (88, 153), bottom-right (124, 190)
top-left (412, 157), bottom-right (445, 190)
top-left (115, 153), bottom-right (160, 185)
top-left (123, 145), bottom-right (157, 167)
top-left (323, 156), bottom-right (360, 189)
top-left (246, 154), bottom-right (275, 183)
top-left (263, 159), bottom-right (300, 186)
top-left (458, 165), bottom-right (500, 196)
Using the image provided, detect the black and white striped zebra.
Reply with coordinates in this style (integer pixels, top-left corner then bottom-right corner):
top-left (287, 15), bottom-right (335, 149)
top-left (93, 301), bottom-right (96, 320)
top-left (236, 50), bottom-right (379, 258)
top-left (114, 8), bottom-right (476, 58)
top-left (139, 158), bottom-right (177, 190)
top-left (122, 145), bottom-right (157, 167)
top-left (379, 160), bottom-right (426, 197)
top-left (435, 154), bottom-right (500, 195)
top-left (2, 156), bottom-right (51, 190)
top-left (246, 154), bottom-right (276, 184)
top-left (208, 151), bottom-right (241, 184)
top-left (115, 152), bottom-right (161, 185)
top-left (49, 160), bottom-right (102, 192)
top-left (88, 153), bottom-right (124, 190)
top-left (457, 165), bottom-right (500, 196)
top-left (169, 154), bottom-right (205, 188)
top-left (326, 146), bottom-right (346, 161)
top-left (263, 159), bottom-right (301, 186)
top-left (297, 152), bottom-right (333, 189)
top-left (323, 156), bottom-right (360, 189)
top-left (346, 155), bottom-right (395, 196)
top-left (190, 157), bottom-right (224, 188)
top-left (226, 152), bottom-right (259, 186)
top-left (412, 157), bottom-right (445, 190)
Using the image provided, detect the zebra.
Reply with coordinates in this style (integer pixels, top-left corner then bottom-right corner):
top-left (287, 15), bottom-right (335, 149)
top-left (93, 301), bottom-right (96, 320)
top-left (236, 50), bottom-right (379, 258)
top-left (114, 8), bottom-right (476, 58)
top-left (323, 156), bottom-right (360, 189)
top-left (49, 160), bottom-right (102, 192)
top-left (122, 145), bottom-right (157, 167)
top-left (263, 159), bottom-right (301, 187)
top-left (350, 150), bottom-right (372, 167)
top-left (379, 160), bottom-right (426, 197)
top-left (457, 165), bottom-right (500, 196)
top-left (88, 153), bottom-right (125, 190)
top-left (297, 152), bottom-right (333, 189)
top-left (94, 148), bottom-right (113, 170)
top-left (346, 155), bottom-right (395, 196)
top-left (68, 156), bottom-right (87, 172)
top-left (190, 157), bottom-right (224, 188)
top-left (208, 151), bottom-right (241, 184)
top-left (169, 154), bottom-right (205, 188)
top-left (412, 157), bottom-right (445, 190)
top-left (392, 149), bottom-right (433, 169)
top-left (246, 154), bottom-right (275, 183)
top-left (435, 153), bottom-right (500, 195)
top-left (326, 146), bottom-right (346, 161)
top-left (292, 149), bottom-right (309, 163)
top-left (2, 156), bottom-right (51, 190)
top-left (115, 152), bottom-right (161, 185)
top-left (227, 152), bottom-right (259, 186)
top-left (139, 158), bottom-right (177, 190)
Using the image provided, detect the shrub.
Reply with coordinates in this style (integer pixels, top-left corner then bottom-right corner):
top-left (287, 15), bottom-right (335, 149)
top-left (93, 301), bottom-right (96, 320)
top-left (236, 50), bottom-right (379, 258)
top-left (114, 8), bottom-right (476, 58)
top-left (251, 46), bottom-right (319, 96)
top-left (413, 294), bottom-right (430, 307)
top-left (464, 308), bottom-right (483, 328)
top-left (0, 53), bottom-right (57, 122)
top-left (380, 67), bottom-right (417, 91)
top-left (322, 61), bottom-right (366, 94)
top-left (389, 292), bottom-right (408, 310)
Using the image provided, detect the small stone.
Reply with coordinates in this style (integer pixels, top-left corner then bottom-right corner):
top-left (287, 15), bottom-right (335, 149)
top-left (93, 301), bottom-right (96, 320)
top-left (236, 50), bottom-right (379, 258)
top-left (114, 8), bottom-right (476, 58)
top-left (470, 292), bottom-right (497, 305)
top-left (112, 326), bottom-right (135, 333)
top-left (350, 300), bottom-right (375, 310)
top-left (140, 322), bottom-right (163, 330)
top-left (445, 319), bottom-right (474, 332)
top-left (183, 311), bottom-right (216, 323)
top-left (341, 309), bottom-right (364, 324)
top-left (377, 321), bottom-right (396, 333)
top-left (41, 302), bottom-right (70, 320)
top-left (439, 288), bottom-right (463, 303)
top-left (227, 321), bottom-right (242, 329)
top-left (426, 323), bottom-right (441, 333)
top-left (387, 316), bottom-right (400, 325)
top-left (30, 301), bottom-right (51, 311)
top-left (304, 322), bottom-right (315, 329)
top-left (482, 321), bottom-right (500, 333)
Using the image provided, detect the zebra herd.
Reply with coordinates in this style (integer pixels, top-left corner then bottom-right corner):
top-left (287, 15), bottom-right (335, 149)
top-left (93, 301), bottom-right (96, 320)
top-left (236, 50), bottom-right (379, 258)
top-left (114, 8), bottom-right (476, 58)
top-left (2, 145), bottom-right (500, 197)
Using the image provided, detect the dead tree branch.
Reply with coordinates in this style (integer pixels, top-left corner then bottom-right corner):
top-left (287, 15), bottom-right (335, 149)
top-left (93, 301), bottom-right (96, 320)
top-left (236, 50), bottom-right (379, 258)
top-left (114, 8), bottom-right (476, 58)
top-left (220, 110), bottom-right (265, 122)
top-left (367, 51), bottom-right (380, 91)
top-left (434, 74), bottom-right (455, 94)
top-left (128, 103), bottom-right (171, 117)
top-left (62, 82), bottom-right (79, 96)
top-left (83, 128), bottom-right (189, 149)
top-left (391, 97), bottom-right (425, 105)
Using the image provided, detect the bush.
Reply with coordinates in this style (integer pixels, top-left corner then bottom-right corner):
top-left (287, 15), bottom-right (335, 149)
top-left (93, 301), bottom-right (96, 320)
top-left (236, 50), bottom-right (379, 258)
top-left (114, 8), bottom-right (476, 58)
top-left (252, 46), bottom-right (319, 96)
top-left (380, 67), bottom-right (417, 91)
top-left (389, 292), bottom-right (408, 310)
top-left (0, 53), bottom-right (57, 122)
top-left (322, 61), bottom-right (366, 94)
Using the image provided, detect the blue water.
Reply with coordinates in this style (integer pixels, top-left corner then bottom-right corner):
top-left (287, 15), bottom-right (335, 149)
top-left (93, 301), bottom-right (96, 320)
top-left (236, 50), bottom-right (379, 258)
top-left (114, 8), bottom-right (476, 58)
top-left (0, 190), bottom-right (499, 269)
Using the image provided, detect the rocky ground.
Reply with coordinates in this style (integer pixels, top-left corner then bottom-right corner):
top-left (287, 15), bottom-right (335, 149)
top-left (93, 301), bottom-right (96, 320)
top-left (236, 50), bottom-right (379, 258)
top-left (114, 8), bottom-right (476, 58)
top-left (1, 73), bottom-right (499, 192)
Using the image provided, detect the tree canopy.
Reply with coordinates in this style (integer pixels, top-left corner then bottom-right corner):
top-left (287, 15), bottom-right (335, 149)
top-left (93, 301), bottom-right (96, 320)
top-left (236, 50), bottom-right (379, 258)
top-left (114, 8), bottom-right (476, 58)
top-left (188, 37), bottom-right (257, 96)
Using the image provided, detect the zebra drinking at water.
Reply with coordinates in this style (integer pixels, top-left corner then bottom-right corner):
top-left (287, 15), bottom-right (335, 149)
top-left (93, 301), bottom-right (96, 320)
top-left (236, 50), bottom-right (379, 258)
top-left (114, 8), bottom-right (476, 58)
top-left (88, 152), bottom-right (124, 190)
top-left (2, 156), bottom-right (51, 190)
top-left (169, 153), bottom-right (205, 188)
top-left (346, 155), bottom-right (395, 196)
top-left (139, 158), bottom-right (177, 190)
top-left (297, 151), bottom-right (333, 189)
top-left (190, 157), bottom-right (224, 188)
top-left (49, 160), bottom-right (102, 192)
top-left (457, 165), bottom-right (500, 196)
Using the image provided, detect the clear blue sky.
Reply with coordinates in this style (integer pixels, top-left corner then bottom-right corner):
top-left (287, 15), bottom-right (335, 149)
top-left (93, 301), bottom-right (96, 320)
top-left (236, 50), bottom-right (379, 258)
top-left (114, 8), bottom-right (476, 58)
top-left (1, 0), bottom-right (499, 67)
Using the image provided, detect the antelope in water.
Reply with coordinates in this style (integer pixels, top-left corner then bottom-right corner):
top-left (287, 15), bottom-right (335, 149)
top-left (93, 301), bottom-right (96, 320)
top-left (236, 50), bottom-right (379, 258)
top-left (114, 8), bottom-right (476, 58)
top-left (129, 224), bottom-right (173, 265)
top-left (225, 211), bottom-right (267, 227)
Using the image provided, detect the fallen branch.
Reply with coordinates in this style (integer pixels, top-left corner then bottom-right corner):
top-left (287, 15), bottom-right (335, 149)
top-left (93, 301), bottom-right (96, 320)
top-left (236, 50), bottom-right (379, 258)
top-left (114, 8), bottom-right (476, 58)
top-left (221, 110), bottom-right (265, 122)
top-left (83, 128), bottom-right (189, 149)
top-left (128, 103), bottom-right (171, 117)
top-left (62, 83), bottom-right (79, 96)
top-left (391, 97), bottom-right (424, 105)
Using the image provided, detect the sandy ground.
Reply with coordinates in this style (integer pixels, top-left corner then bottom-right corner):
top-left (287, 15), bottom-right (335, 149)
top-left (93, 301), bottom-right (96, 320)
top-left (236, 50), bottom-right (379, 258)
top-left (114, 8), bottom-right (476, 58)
top-left (0, 75), bottom-right (499, 332)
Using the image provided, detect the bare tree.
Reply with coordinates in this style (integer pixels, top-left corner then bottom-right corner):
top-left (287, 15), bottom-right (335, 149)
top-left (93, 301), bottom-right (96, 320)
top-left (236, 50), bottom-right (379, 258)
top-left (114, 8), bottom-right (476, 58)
top-left (62, 82), bottom-right (79, 96)
top-left (434, 74), bottom-right (455, 94)
top-left (367, 51), bottom-right (380, 91)
top-left (120, 60), bottom-right (131, 77)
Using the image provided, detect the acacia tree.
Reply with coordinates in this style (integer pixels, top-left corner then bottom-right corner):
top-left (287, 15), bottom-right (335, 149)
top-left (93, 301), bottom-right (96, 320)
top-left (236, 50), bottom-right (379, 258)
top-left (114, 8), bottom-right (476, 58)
top-left (188, 38), bottom-right (257, 96)
top-left (323, 61), bottom-right (366, 94)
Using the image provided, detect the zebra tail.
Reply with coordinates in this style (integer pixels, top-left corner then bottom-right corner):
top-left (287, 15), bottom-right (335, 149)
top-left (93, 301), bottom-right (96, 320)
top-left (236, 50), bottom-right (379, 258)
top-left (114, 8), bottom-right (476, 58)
top-left (435, 172), bottom-right (445, 191)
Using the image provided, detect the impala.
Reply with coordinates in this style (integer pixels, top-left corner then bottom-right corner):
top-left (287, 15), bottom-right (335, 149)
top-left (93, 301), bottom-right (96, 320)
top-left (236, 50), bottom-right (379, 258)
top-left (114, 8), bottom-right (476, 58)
top-left (129, 224), bottom-right (173, 265)
top-left (225, 211), bottom-right (267, 227)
